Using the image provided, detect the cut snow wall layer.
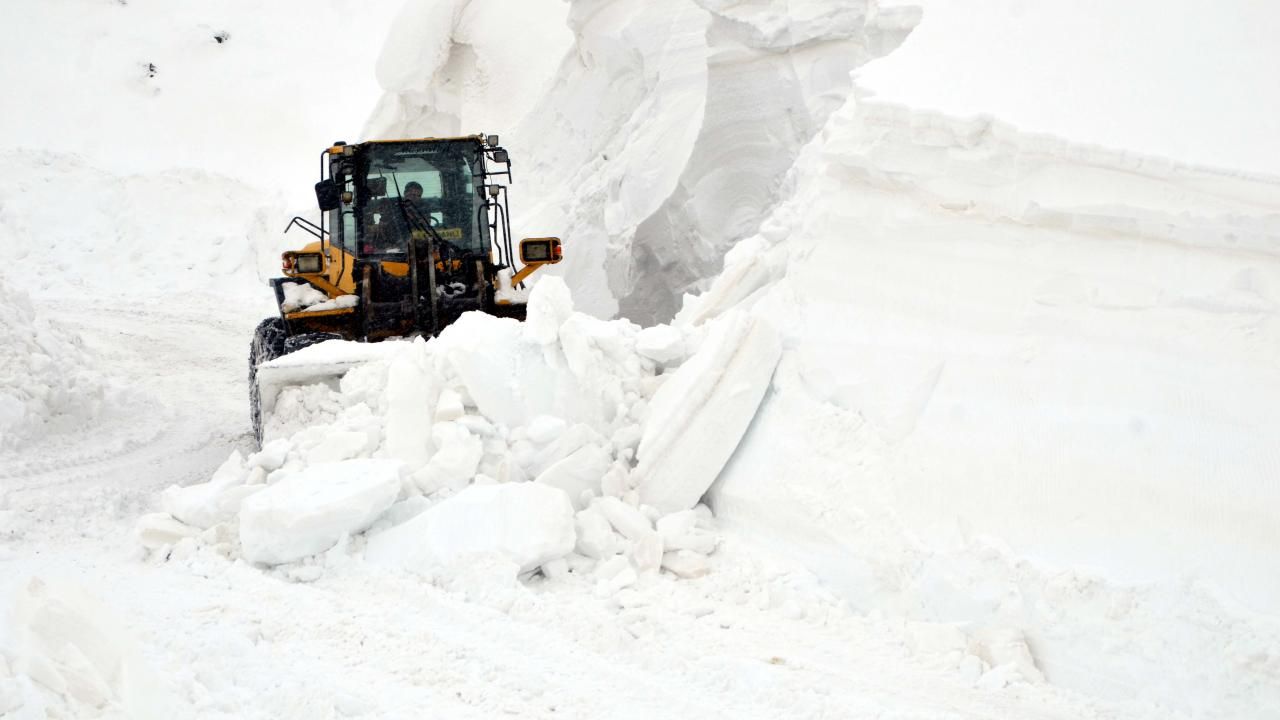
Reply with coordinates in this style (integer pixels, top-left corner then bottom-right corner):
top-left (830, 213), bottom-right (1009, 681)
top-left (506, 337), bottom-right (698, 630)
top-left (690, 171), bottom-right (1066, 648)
top-left (635, 311), bottom-right (781, 513)
top-left (367, 0), bottom-right (920, 321)
top-left (364, 0), bottom-right (573, 140)
top-left (616, 1), bottom-right (920, 323)
top-left (706, 97), bottom-right (1280, 717)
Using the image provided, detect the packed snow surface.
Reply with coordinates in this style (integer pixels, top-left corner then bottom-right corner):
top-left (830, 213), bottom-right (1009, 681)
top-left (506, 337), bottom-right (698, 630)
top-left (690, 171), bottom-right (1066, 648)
top-left (4, 0), bottom-right (1280, 719)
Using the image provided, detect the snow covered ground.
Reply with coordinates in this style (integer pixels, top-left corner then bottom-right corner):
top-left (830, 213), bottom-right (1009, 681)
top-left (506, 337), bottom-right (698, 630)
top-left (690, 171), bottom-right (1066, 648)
top-left (3, 0), bottom-right (1280, 718)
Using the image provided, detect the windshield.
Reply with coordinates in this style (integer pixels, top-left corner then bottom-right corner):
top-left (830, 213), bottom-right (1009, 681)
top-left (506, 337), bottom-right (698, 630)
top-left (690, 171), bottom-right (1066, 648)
top-left (358, 140), bottom-right (489, 256)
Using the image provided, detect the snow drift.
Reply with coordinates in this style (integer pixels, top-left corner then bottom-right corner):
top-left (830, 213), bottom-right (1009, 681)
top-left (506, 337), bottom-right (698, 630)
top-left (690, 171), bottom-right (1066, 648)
top-left (0, 275), bottom-right (107, 450)
top-left (0, 149), bottom-right (286, 301)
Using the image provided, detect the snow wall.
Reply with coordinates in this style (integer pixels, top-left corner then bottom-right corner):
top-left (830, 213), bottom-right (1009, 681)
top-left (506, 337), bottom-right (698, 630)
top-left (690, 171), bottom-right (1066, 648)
top-left (365, 0), bottom-right (920, 322)
top-left (368, 0), bottom-right (1280, 714)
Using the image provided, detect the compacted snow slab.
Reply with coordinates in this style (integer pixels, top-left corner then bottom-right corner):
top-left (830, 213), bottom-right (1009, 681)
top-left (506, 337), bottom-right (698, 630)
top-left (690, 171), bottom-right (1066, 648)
top-left (633, 310), bottom-right (782, 513)
top-left (365, 482), bottom-right (575, 574)
top-left (238, 459), bottom-right (402, 565)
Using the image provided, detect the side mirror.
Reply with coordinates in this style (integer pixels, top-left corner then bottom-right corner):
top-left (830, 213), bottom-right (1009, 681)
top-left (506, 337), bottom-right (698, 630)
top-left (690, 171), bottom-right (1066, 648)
top-left (519, 237), bottom-right (562, 265)
top-left (315, 179), bottom-right (340, 211)
top-left (366, 177), bottom-right (387, 197)
top-left (486, 134), bottom-right (499, 147)
top-left (492, 149), bottom-right (509, 164)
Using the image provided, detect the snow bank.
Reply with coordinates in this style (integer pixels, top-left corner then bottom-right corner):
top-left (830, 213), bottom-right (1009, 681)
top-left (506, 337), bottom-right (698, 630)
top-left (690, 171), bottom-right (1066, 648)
top-left (365, 0), bottom-right (572, 140)
top-left (0, 149), bottom-right (285, 300)
top-left (703, 96), bottom-right (1280, 716)
top-left (0, 275), bottom-right (107, 450)
top-left (142, 279), bottom-right (728, 586)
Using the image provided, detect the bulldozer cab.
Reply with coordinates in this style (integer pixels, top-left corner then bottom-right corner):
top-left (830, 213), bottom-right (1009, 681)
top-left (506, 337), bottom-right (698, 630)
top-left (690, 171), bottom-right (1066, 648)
top-left (285, 135), bottom-right (535, 339)
top-left (274, 134), bottom-right (559, 343)
top-left (255, 133), bottom-right (562, 443)
top-left (346, 140), bottom-right (491, 261)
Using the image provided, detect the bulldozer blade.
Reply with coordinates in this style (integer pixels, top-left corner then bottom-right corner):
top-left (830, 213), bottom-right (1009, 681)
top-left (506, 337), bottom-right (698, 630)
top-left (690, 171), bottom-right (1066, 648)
top-left (255, 341), bottom-right (405, 417)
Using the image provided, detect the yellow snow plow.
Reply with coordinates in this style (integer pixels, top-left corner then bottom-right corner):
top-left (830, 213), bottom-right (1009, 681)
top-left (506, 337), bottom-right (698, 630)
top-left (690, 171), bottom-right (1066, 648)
top-left (249, 135), bottom-right (562, 442)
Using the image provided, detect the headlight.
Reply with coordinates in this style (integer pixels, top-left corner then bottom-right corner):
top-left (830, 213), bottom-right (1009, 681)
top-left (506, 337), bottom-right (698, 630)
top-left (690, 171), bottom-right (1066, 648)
top-left (519, 237), bottom-right (562, 264)
top-left (294, 253), bottom-right (324, 273)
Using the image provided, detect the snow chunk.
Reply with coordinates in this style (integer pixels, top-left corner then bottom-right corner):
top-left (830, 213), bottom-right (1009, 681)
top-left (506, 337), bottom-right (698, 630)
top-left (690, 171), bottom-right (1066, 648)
top-left (594, 497), bottom-right (653, 543)
top-left (595, 497), bottom-right (663, 572)
top-left (635, 324), bottom-right (686, 365)
top-left (382, 341), bottom-right (438, 471)
top-left (410, 421), bottom-right (484, 495)
top-left (279, 281), bottom-right (329, 313)
top-left (573, 506), bottom-right (618, 560)
top-left (661, 550), bottom-right (709, 579)
top-left (524, 276), bottom-right (574, 345)
top-left (527, 423), bottom-right (606, 477)
top-left (302, 294), bottom-right (358, 313)
top-left (248, 439), bottom-right (291, 472)
top-left (133, 513), bottom-right (200, 550)
top-left (306, 430), bottom-right (372, 464)
top-left (634, 311), bottom-right (782, 512)
top-left (238, 459), bottom-right (402, 565)
top-left (534, 444), bottom-right (611, 510)
top-left (365, 482), bottom-right (575, 574)
top-left (434, 388), bottom-right (465, 422)
top-left (524, 414), bottom-right (567, 445)
top-left (160, 451), bottom-right (255, 530)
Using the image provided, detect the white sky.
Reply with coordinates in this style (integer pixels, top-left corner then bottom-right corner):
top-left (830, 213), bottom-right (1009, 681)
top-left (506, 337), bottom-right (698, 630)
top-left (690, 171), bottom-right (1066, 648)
top-left (858, 0), bottom-right (1280, 176)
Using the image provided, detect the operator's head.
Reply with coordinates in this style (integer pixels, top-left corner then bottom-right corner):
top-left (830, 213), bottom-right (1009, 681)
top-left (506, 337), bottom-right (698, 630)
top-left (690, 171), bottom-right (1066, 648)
top-left (404, 181), bottom-right (423, 201)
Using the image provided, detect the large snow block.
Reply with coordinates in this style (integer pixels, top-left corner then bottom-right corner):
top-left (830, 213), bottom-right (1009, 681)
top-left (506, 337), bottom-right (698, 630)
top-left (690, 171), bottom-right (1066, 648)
top-left (160, 451), bottom-right (251, 530)
top-left (365, 482), bottom-right (575, 574)
top-left (534, 444), bottom-right (612, 509)
top-left (238, 459), bottom-right (402, 565)
top-left (633, 311), bottom-right (781, 513)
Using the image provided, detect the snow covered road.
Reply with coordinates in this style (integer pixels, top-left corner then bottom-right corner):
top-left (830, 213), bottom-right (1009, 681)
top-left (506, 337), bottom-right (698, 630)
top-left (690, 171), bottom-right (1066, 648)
top-left (2, 300), bottom-right (254, 512)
